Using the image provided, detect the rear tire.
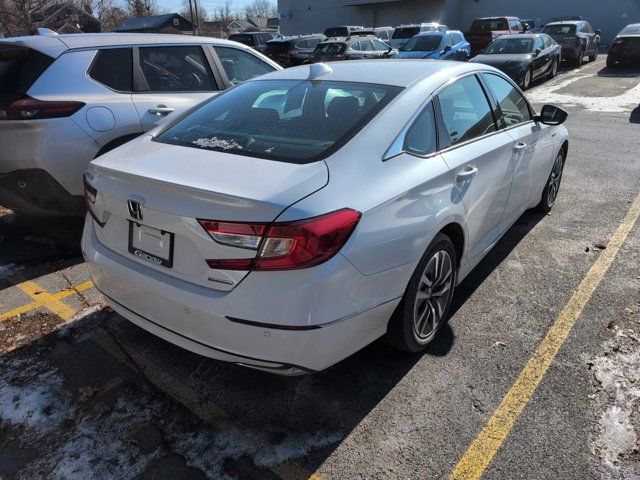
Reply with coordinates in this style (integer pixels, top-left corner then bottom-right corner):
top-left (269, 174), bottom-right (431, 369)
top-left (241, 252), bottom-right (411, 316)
top-left (385, 233), bottom-right (457, 353)
top-left (606, 55), bottom-right (617, 68)
top-left (535, 150), bottom-right (566, 213)
top-left (575, 48), bottom-right (585, 67)
top-left (549, 58), bottom-right (559, 78)
top-left (522, 67), bottom-right (533, 90)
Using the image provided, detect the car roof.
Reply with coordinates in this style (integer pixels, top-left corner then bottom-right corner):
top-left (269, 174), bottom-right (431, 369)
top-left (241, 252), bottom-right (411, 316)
top-left (229, 31), bottom-right (274, 36)
top-left (495, 33), bottom-right (545, 39)
top-left (414, 32), bottom-right (445, 37)
top-left (254, 59), bottom-right (487, 88)
top-left (476, 16), bottom-right (519, 20)
top-left (545, 21), bottom-right (581, 26)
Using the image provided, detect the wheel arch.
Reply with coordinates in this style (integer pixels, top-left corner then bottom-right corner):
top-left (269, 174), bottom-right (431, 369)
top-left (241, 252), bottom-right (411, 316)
top-left (94, 132), bottom-right (142, 159)
top-left (439, 222), bottom-right (465, 268)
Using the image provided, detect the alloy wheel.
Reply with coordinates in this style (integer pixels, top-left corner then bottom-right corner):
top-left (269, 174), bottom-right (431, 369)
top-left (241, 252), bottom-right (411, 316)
top-left (551, 59), bottom-right (558, 77)
top-left (547, 153), bottom-right (565, 207)
top-left (413, 250), bottom-right (453, 340)
top-left (523, 69), bottom-right (532, 90)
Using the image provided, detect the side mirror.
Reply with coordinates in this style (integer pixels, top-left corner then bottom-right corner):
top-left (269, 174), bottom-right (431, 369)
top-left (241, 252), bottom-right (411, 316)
top-left (534, 48), bottom-right (542, 56)
top-left (595, 29), bottom-right (602, 35)
top-left (443, 45), bottom-right (452, 53)
top-left (535, 105), bottom-right (568, 125)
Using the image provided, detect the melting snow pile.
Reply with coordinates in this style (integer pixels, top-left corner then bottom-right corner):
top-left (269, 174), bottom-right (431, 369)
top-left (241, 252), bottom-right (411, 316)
top-left (591, 327), bottom-right (640, 479)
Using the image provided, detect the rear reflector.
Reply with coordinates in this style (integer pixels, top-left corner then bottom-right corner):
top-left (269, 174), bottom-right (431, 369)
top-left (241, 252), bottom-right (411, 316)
top-left (83, 172), bottom-right (105, 228)
top-left (199, 208), bottom-right (361, 271)
top-left (0, 94), bottom-right (84, 120)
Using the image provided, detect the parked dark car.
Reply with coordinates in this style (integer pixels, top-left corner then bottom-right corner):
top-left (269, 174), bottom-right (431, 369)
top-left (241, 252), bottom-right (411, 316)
top-left (324, 26), bottom-right (365, 38)
top-left (466, 17), bottom-right (530, 55)
top-left (470, 34), bottom-right (561, 89)
top-left (607, 23), bottom-right (640, 68)
top-left (309, 35), bottom-right (395, 62)
top-left (541, 21), bottom-right (600, 66)
top-left (265, 34), bottom-right (325, 66)
top-left (227, 32), bottom-right (277, 54)
top-left (393, 31), bottom-right (471, 61)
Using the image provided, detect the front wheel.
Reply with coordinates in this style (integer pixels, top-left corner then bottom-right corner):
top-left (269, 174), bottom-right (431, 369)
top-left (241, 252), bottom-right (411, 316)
top-left (549, 58), bottom-right (559, 78)
top-left (576, 48), bottom-right (585, 67)
top-left (385, 233), bottom-right (457, 353)
top-left (536, 150), bottom-right (566, 213)
top-left (522, 67), bottom-right (533, 90)
top-left (589, 45), bottom-right (599, 62)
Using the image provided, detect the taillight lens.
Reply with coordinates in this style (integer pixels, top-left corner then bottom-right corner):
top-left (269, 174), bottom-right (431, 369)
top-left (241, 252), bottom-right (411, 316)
top-left (199, 208), bottom-right (361, 271)
top-left (0, 94), bottom-right (84, 121)
top-left (83, 172), bottom-right (105, 228)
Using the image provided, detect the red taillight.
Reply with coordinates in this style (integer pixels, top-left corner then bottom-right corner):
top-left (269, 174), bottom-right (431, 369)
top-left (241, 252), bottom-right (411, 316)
top-left (0, 94), bottom-right (84, 121)
top-left (83, 172), bottom-right (105, 228)
top-left (199, 208), bottom-right (361, 271)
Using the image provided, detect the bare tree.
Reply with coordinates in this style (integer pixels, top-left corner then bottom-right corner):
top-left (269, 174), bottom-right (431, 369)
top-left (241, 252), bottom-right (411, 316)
top-left (180, 0), bottom-right (207, 32)
top-left (0, 0), bottom-right (53, 37)
top-left (244, 0), bottom-right (276, 18)
top-left (125, 0), bottom-right (158, 18)
top-left (211, 0), bottom-right (235, 23)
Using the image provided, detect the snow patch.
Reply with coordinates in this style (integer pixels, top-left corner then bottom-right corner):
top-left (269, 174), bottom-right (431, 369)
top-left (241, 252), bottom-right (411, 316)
top-left (193, 137), bottom-right (244, 151)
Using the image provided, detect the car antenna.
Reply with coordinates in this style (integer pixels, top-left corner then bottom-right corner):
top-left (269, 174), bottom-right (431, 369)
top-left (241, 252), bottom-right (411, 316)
top-left (308, 63), bottom-right (333, 80)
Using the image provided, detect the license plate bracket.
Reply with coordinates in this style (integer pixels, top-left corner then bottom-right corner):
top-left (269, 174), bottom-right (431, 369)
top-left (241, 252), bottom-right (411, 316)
top-left (128, 221), bottom-right (174, 268)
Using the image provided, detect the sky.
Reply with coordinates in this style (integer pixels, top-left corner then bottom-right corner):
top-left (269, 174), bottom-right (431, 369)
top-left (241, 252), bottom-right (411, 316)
top-left (158, 0), bottom-right (278, 16)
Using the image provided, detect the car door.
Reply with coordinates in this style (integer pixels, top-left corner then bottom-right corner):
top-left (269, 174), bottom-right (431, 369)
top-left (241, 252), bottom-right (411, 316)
top-left (372, 38), bottom-right (392, 57)
top-left (440, 34), bottom-right (454, 59)
top-left (436, 74), bottom-right (515, 260)
top-left (132, 44), bottom-right (221, 131)
top-left (531, 36), bottom-right (548, 78)
top-left (360, 39), bottom-right (377, 58)
top-left (481, 72), bottom-right (555, 231)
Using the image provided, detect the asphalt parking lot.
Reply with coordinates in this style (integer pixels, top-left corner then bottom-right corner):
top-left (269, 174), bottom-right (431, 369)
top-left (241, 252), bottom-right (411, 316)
top-left (1, 56), bottom-right (639, 480)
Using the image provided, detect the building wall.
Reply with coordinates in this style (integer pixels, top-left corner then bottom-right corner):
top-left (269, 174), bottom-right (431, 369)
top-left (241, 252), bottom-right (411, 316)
top-left (278, 0), bottom-right (640, 43)
top-left (277, 0), bottom-right (448, 35)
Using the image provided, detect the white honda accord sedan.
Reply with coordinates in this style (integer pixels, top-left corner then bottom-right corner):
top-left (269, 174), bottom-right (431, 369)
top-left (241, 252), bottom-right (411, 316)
top-left (82, 60), bottom-right (569, 374)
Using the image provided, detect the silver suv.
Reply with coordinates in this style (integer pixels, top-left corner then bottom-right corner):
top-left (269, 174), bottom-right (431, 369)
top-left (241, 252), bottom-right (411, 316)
top-left (0, 32), bottom-right (280, 216)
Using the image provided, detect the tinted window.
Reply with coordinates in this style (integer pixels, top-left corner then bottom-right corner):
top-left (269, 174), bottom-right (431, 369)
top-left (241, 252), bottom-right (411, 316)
top-left (510, 20), bottom-right (524, 32)
top-left (156, 80), bottom-right (401, 164)
top-left (404, 102), bottom-right (437, 156)
top-left (392, 27), bottom-right (420, 39)
top-left (0, 45), bottom-right (53, 95)
top-left (437, 75), bottom-right (496, 145)
top-left (315, 43), bottom-right (346, 55)
top-left (402, 35), bottom-right (441, 51)
top-left (471, 19), bottom-right (508, 32)
top-left (373, 39), bottom-right (389, 51)
top-left (214, 46), bottom-right (275, 86)
top-left (89, 48), bottom-right (132, 91)
top-left (307, 38), bottom-right (321, 48)
top-left (485, 38), bottom-right (533, 54)
top-left (139, 46), bottom-right (215, 92)
top-left (543, 24), bottom-right (577, 35)
top-left (228, 34), bottom-right (254, 47)
top-left (483, 73), bottom-right (531, 127)
top-left (325, 27), bottom-right (349, 37)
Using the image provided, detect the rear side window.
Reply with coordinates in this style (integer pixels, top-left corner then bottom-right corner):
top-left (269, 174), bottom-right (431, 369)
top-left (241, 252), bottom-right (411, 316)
top-left (325, 27), bottom-right (349, 37)
top-left (543, 24), bottom-right (577, 35)
top-left (214, 46), bottom-right (275, 86)
top-left (393, 27), bottom-right (420, 39)
top-left (155, 79), bottom-right (401, 164)
top-left (437, 75), bottom-right (496, 145)
top-left (88, 48), bottom-right (132, 92)
top-left (139, 46), bottom-right (216, 92)
top-left (404, 102), bottom-right (437, 156)
top-left (471, 19), bottom-right (508, 32)
top-left (482, 73), bottom-right (532, 127)
top-left (0, 45), bottom-right (53, 95)
top-left (228, 34), bottom-right (253, 47)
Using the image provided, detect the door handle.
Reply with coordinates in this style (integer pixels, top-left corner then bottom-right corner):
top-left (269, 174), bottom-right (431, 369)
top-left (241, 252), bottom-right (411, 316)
top-left (514, 142), bottom-right (528, 151)
top-left (456, 166), bottom-right (478, 182)
top-left (148, 105), bottom-right (174, 115)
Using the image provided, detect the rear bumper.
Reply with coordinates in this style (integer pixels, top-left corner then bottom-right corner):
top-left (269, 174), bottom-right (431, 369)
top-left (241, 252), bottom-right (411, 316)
top-left (0, 169), bottom-right (84, 216)
top-left (560, 46), bottom-right (581, 59)
top-left (82, 217), bottom-right (399, 374)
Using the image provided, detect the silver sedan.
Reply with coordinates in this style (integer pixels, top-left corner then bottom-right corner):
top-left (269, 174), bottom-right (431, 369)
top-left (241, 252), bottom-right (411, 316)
top-left (82, 60), bottom-right (569, 374)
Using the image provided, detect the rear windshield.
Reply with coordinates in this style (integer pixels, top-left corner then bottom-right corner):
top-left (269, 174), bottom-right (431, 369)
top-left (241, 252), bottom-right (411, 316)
top-left (0, 45), bottom-right (53, 95)
top-left (325, 27), bottom-right (350, 37)
top-left (228, 34), bottom-right (253, 47)
top-left (266, 41), bottom-right (293, 54)
top-left (402, 35), bottom-right (442, 51)
top-left (314, 43), bottom-right (346, 55)
top-left (542, 24), bottom-right (577, 35)
top-left (619, 24), bottom-right (640, 36)
top-left (155, 79), bottom-right (402, 164)
top-left (392, 27), bottom-right (420, 39)
top-left (484, 38), bottom-right (533, 54)
top-left (470, 19), bottom-right (508, 32)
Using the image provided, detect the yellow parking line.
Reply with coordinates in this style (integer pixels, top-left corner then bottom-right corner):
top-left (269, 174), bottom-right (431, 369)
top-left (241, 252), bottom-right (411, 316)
top-left (0, 300), bottom-right (41, 322)
top-left (17, 281), bottom-right (76, 321)
top-left (54, 280), bottom-right (94, 300)
top-left (451, 192), bottom-right (640, 480)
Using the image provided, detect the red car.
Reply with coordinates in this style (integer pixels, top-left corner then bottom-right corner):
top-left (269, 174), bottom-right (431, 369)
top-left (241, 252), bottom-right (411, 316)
top-left (466, 17), bottom-right (530, 55)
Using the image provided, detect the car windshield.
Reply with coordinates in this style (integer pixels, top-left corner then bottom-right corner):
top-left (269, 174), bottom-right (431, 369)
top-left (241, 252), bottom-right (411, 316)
top-left (484, 38), bottom-right (534, 54)
top-left (392, 27), bottom-right (420, 39)
top-left (542, 24), bottom-right (577, 35)
top-left (471, 19), bottom-right (508, 32)
top-left (155, 80), bottom-right (402, 164)
top-left (228, 35), bottom-right (253, 46)
top-left (401, 35), bottom-right (442, 51)
top-left (325, 27), bottom-right (350, 37)
top-left (314, 43), bottom-right (345, 54)
top-left (619, 24), bottom-right (640, 35)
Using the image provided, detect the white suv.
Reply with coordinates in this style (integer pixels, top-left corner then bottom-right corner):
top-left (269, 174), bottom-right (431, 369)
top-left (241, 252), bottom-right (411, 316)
top-left (0, 32), bottom-right (280, 216)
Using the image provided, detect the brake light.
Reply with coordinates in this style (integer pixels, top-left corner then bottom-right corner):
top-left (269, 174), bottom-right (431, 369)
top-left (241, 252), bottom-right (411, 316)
top-left (199, 208), bottom-right (361, 271)
top-left (0, 94), bottom-right (84, 121)
top-left (83, 172), bottom-right (105, 228)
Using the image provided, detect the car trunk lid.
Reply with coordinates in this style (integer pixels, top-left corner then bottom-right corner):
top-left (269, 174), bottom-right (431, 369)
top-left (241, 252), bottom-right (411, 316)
top-left (87, 137), bottom-right (329, 291)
